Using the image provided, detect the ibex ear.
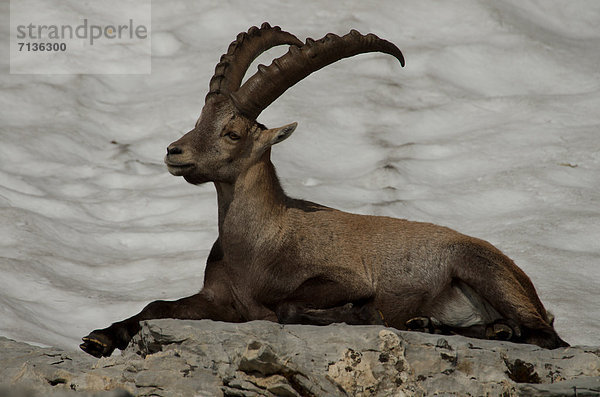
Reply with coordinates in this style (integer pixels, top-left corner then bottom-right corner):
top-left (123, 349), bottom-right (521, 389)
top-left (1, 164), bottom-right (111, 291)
top-left (262, 122), bottom-right (297, 147)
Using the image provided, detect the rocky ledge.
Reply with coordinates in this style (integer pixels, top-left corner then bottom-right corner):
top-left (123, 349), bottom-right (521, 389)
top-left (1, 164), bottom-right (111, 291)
top-left (0, 320), bottom-right (599, 396)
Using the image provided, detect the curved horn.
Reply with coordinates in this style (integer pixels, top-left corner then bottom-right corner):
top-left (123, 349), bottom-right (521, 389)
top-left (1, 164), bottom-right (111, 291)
top-left (230, 30), bottom-right (405, 119)
top-left (206, 23), bottom-right (303, 103)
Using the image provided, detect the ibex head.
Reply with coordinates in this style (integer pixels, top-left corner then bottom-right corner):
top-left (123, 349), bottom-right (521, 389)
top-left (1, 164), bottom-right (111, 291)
top-left (165, 23), bottom-right (404, 185)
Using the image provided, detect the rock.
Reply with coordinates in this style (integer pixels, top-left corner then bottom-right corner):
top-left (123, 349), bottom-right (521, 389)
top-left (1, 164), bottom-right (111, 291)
top-left (0, 320), bottom-right (599, 396)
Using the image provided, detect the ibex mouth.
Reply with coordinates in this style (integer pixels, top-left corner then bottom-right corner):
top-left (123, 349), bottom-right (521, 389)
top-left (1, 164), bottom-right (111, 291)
top-left (165, 159), bottom-right (196, 176)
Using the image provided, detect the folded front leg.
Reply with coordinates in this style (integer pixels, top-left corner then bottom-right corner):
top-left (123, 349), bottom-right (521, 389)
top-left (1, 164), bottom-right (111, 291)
top-left (276, 300), bottom-right (386, 326)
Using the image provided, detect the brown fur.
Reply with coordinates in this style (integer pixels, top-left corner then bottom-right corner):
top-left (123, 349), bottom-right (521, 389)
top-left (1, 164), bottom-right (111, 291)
top-left (80, 28), bottom-right (567, 358)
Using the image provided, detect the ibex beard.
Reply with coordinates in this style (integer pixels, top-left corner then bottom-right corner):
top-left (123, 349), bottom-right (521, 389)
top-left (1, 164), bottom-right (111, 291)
top-left (80, 23), bottom-right (568, 358)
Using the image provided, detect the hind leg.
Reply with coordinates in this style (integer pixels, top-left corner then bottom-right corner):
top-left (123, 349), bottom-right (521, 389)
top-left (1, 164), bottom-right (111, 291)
top-left (450, 241), bottom-right (569, 348)
top-left (426, 276), bottom-right (568, 348)
top-left (405, 315), bottom-right (521, 343)
top-left (405, 279), bottom-right (523, 341)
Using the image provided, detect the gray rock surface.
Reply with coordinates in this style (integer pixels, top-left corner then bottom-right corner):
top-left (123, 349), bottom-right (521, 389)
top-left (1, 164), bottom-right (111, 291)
top-left (1, 320), bottom-right (599, 396)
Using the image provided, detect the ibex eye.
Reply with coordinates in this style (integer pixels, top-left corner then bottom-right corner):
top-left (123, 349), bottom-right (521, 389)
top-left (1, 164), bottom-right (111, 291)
top-left (226, 132), bottom-right (241, 141)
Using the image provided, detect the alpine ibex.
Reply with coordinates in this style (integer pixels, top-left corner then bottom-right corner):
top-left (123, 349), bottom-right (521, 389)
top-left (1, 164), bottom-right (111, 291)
top-left (81, 23), bottom-right (568, 358)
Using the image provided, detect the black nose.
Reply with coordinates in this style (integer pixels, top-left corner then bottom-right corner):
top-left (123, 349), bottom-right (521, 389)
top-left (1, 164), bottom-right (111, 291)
top-left (167, 146), bottom-right (183, 155)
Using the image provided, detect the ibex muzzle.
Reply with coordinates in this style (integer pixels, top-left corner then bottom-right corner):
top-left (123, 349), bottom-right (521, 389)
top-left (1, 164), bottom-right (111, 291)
top-left (81, 23), bottom-right (567, 358)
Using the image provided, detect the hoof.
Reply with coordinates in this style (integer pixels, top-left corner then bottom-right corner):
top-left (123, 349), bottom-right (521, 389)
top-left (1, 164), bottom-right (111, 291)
top-left (80, 331), bottom-right (115, 358)
top-left (406, 316), bottom-right (447, 334)
top-left (486, 320), bottom-right (520, 341)
top-left (406, 316), bottom-right (434, 333)
top-left (355, 304), bottom-right (387, 326)
top-left (486, 323), bottom-right (512, 340)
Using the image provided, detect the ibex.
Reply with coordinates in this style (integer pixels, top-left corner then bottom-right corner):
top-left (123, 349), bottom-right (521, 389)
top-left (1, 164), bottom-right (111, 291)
top-left (81, 23), bottom-right (568, 358)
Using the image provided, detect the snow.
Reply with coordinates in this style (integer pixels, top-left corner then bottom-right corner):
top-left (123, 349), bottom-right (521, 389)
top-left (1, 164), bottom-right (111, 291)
top-left (1, 0), bottom-right (599, 350)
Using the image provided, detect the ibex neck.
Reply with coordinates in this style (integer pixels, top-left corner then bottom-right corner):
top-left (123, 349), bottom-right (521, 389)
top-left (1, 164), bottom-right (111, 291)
top-left (214, 157), bottom-right (287, 236)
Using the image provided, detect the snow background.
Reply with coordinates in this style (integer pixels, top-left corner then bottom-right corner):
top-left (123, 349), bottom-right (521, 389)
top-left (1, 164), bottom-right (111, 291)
top-left (1, 0), bottom-right (599, 351)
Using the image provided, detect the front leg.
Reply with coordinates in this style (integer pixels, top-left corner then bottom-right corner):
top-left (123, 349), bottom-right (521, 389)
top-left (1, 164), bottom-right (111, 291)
top-left (81, 240), bottom-right (241, 357)
top-left (81, 287), bottom-right (240, 358)
top-left (276, 300), bottom-right (386, 326)
top-left (273, 275), bottom-right (382, 326)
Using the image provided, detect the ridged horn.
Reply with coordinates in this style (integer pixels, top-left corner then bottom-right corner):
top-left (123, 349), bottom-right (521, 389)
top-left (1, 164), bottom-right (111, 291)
top-left (230, 30), bottom-right (405, 119)
top-left (205, 22), bottom-right (303, 103)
